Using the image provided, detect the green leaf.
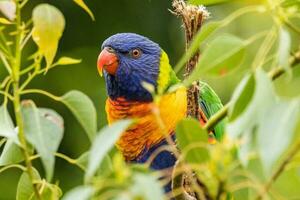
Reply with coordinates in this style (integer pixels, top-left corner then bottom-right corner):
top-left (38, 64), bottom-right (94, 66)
top-left (197, 21), bottom-right (222, 44)
top-left (55, 57), bottom-right (82, 66)
top-left (32, 4), bottom-right (65, 69)
top-left (273, 168), bottom-right (300, 197)
top-left (174, 21), bottom-right (221, 72)
top-left (130, 173), bottom-right (165, 200)
top-left (184, 34), bottom-right (246, 85)
top-left (22, 101), bottom-right (64, 181)
top-left (73, 0), bottom-right (95, 21)
top-left (228, 69), bottom-right (300, 173)
top-left (189, 0), bottom-right (231, 6)
top-left (17, 171), bottom-right (62, 200)
top-left (0, 105), bottom-right (19, 145)
top-left (60, 90), bottom-right (97, 141)
top-left (76, 151), bottom-right (89, 167)
top-left (113, 194), bottom-right (131, 200)
top-left (176, 118), bottom-right (209, 164)
top-left (76, 151), bottom-right (113, 175)
top-left (16, 168), bottom-right (41, 200)
top-left (228, 74), bottom-right (255, 122)
top-left (238, 130), bottom-right (254, 166)
top-left (85, 120), bottom-right (132, 182)
top-left (257, 100), bottom-right (300, 173)
top-left (278, 28), bottom-right (291, 74)
top-left (281, 0), bottom-right (300, 7)
top-left (227, 69), bottom-right (276, 139)
top-left (0, 138), bottom-right (24, 166)
top-left (62, 186), bottom-right (94, 200)
top-left (39, 183), bottom-right (62, 200)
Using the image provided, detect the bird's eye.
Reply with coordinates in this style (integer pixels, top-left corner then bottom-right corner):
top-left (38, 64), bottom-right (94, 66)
top-left (106, 46), bottom-right (115, 53)
top-left (131, 49), bottom-right (142, 59)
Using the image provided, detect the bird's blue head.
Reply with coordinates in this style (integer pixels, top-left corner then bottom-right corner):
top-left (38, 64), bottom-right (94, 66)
top-left (97, 33), bottom-right (161, 101)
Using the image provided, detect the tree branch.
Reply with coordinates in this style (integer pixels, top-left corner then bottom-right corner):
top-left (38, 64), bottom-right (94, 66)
top-left (172, 0), bottom-right (209, 120)
top-left (11, 1), bottom-right (41, 199)
top-left (172, 1), bottom-right (212, 200)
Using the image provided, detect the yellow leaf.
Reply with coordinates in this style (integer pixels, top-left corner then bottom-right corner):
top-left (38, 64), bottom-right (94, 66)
top-left (73, 0), bottom-right (95, 21)
top-left (0, 17), bottom-right (12, 24)
top-left (55, 57), bottom-right (82, 65)
top-left (32, 4), bottom-right (65, 71)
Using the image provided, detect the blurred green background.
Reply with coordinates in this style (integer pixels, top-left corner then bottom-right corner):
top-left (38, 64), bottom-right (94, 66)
top-left (1, 0), bottom-right (300, 199)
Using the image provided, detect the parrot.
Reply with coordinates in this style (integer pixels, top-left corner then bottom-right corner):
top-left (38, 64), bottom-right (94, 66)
top-left (97, 33), bottom-right (225, 194)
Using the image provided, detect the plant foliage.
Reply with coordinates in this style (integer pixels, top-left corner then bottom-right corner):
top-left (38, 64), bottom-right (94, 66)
top-left (0, 0), bottom-right (300, 199)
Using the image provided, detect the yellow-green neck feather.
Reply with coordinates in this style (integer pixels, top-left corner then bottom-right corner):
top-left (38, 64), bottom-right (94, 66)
top-left (157, 50), bottom-right (180, 94)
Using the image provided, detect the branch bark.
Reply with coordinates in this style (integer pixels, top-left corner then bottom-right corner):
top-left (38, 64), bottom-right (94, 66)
top-left (172, 1), bottom-right (211, 200)
top-left (172, 0), bottom-right (209, 120)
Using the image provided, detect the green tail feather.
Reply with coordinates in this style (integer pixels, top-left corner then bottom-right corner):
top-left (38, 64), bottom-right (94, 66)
top-left (198, 81), bottom-right (226, 141)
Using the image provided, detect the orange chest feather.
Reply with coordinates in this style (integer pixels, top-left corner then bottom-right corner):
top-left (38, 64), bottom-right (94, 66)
top-left (105, 88), bottom-right (187, 160)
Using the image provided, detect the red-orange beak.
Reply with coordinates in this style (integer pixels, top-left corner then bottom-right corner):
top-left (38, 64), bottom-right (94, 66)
top-left (97, 47), bottom-right (119, 77)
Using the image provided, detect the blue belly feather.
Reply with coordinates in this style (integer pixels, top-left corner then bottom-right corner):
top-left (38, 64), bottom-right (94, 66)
top-left (131, 135), bottom-right (177, 193)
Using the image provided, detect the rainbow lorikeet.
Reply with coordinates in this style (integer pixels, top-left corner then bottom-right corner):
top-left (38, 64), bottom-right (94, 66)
top-left (97, 33), bottom-right (225, 192)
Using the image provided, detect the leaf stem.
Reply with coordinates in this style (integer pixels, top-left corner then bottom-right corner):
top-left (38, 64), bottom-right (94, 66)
top-left (284, 19), bottom-right (300, 35)
top-left (204, 103), bottom-right (229, 131)
top-left (0, 164), bottom-right (27, 174)
top-left (55, 152), bottom-right (86, 171)
top-left (251, 26), bottom-right (278, 70)
top-left (3, 79), bottom-right (13, 106)
top-left (20, 0), bottom-right (30, 8)
top-left (21, 29), bottom-right (33, 49)
top-left (12, 83), bottom-right (42, 200)
top-left (19, 71), bottom-right (38, 91)
top-left (0, 51), bottom-right (12, 74)
top-left (0, 28), bottom-right (13, 57)
top-left (20, 63), bottom-right (35, 75)
top-left (0, 90), bottom-right (14, 100)
top-left (19, 56), bottom-right (62, 91)
top-left (0, 138), bottom-right (7, 147)
top-left (20, 89), bottom-right (61, 101)
top-left (11, 1), bottom-right (41, 199)
top-left (221, 5), bottom-right (266, 27)
top-left (29, 153), bottom-right (85, 171)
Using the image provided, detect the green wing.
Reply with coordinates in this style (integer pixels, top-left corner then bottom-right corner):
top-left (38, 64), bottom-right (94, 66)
top-left (198, 81), bottom-right (226, 141)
